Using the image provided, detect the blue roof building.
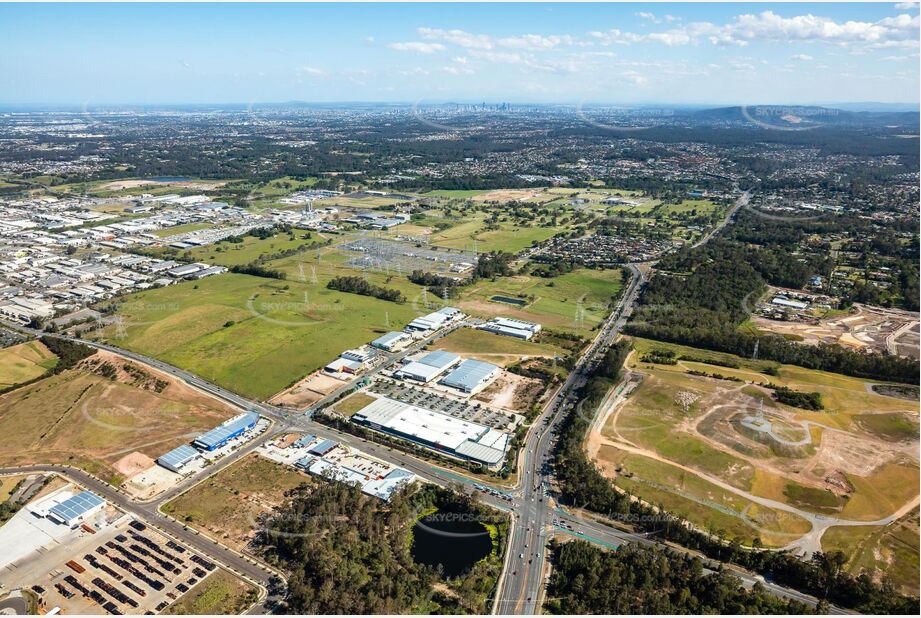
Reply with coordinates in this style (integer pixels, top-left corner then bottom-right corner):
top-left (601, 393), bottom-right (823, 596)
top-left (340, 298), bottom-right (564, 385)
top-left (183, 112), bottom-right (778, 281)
top-left (193, 411), bottom-right (260, 451)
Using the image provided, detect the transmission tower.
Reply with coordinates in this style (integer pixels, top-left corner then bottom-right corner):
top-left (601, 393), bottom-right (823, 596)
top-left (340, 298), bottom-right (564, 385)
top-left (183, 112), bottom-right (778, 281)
top-left (113, 316), bottom-right (127, 340)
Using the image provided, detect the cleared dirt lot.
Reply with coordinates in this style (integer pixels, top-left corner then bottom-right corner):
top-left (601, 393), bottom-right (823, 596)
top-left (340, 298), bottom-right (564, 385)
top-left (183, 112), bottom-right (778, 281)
top-left (268, 370), bottom-right (348, 408)
top-left (752, 303), bottom-right (920, 359)
top-left (0, 350), bottom-right (236, 484)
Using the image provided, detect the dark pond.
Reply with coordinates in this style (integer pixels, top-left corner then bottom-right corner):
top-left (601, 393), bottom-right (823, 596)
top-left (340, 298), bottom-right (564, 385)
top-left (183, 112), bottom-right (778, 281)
top-left (490, 295), bottom-right (527, 306)
top-left (411, 513), bottom-right (492, 578)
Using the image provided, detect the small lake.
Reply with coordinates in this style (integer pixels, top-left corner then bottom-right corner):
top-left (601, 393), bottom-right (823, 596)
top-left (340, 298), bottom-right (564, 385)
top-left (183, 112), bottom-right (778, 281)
top-left (148, 176), bottom-right (192, 182)
top-left (490, 295), bottom-right (527, 306)
top-left (411, 513), bottom-right (492, 578)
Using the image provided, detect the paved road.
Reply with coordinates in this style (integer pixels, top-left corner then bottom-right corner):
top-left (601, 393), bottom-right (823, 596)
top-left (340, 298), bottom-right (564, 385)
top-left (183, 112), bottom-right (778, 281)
top-left (496, 264), bottom-right (645, 614)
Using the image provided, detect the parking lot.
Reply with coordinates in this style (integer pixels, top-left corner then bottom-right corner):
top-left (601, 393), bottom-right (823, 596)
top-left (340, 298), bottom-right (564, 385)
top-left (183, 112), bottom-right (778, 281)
top-left (23, 518), bottom-right (219, 615)
top-left (369, 379), bottom-right (520, 431)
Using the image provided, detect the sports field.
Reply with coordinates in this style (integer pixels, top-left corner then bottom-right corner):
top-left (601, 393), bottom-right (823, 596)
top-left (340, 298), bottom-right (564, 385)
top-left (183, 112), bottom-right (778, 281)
top-left (92, 273), bottom-right (420, 400)
top-left (0, 340), bottom-right (57, 389)
top-left (162, 453), bottom-right (309, 551)
top-left (0, 352), bottom-right (235, 484)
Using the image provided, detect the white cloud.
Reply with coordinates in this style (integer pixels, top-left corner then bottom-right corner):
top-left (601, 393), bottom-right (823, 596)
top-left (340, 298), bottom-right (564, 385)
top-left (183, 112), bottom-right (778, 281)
top-left (789, 53), bottom-right (814, 61)
top-left (418, 27), bottom-right (493, 50)
top-left (710, 10), bottom-right (920, 47)
top-left (635, 11), bottom-right (662, 24)
top-left (296, 66), bottom-right (325, 76)
top-left (497, 34), bottom-right (574, 49)
top-left (894, 2), bottom-right (918, 10)
top-left (387, 41), bottom-right (445, 54)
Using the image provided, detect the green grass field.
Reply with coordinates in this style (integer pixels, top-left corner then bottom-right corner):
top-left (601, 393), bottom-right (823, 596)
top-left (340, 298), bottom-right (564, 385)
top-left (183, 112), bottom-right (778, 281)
top-left (457, 268), bottom-right (623, 334)
top-left (603, 446), bottom-right (810, 547)
top-left (167, 227), bottom-right (319, 267)
top-left (0, 340), bottom-right (58, 389)
top-left (822, 508), bottom-right (919, 596)
top-left (92, 273), bottom-right (421, 399)
top-left (424, 189), bottom-right (491, 198)
top-left (332, 392), bottom-right (377, 417)
top-left (430, 327), bottom-right (565, 366)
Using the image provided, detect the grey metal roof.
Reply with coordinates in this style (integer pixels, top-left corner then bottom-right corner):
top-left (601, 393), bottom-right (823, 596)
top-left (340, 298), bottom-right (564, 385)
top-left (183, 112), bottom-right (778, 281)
top-left (158, 444), bottom-right (200, 468)
top-left (455, 440), bottom-right (506, 465)
top-left (417, 350), bottom-right (460, 369)
top-left (49, 491), bottom-right (104, 522)
top-left (372, 331), bottom-right (407, 346)
top-left (440, 359), bottom-right (499, 391)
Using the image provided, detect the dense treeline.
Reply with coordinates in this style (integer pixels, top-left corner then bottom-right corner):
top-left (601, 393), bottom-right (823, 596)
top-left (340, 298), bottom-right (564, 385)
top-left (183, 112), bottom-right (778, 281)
top-left (257, 480), bottom-right (504, 614)
top-left (327, 276), bottom-right (406, 303)
top-left (626, 242), bottom-right (919, 384)
top-left (552, 339), bottom-right (919, 614)
top-left (229, 263), bottom-right (287, 280)
top-left (39, 336), bottom-right (96, 372)
top-left (473, 251), bottom-right (515, 279)
top-left (407, 270), bottom-right (461, 299)
top-left (770, 385), bottom-right (824, 410)
top-left (545, 541), bottom-right (814, 614)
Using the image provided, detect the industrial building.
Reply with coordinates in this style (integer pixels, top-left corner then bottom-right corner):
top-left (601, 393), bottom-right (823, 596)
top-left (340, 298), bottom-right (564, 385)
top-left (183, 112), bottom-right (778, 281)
top-left (480, 317), bottom-right (542, 340)
top-left (46, 491), bottom-right (105, 527)
top-left (352, 396), bottom-right (509, 468)
top-left (395, 350), bottom-right (461, 383)
top-left (771, 296), bottom-right (809, 310)
top-left (157, 444), bottom-right (202, 473)
top-left (405, 306), bottom-right (463, 333)
top-left (371, 331), bottom-right (411, 352)
top-left (193, 411), bottom-right (260, 451)
top-left (439, 359), bottom-right (500, 393)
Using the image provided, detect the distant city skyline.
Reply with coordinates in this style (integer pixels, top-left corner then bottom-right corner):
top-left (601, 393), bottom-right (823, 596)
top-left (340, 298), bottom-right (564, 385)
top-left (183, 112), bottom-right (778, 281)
top-left (1, 2), bottom-right (918, 106)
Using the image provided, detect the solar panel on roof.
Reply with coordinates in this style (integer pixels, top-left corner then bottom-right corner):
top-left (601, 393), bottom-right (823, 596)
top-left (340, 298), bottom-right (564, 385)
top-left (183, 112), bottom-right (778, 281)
top-left (49, 491), bottom-right (104, 522)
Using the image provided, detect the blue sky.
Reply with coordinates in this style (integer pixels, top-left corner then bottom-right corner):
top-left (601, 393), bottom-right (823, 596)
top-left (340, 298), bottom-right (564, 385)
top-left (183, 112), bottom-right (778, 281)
top-left (1, 2), bottom-right (918, 105)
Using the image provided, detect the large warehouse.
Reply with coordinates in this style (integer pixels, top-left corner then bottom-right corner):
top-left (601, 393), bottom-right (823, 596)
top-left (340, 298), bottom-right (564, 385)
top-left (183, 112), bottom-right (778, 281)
top-left (352, 396), bottom-right (509, 468)
top-left (395, 350), bottom-right (461, 383)
top-left (480, 317), bottom-right (542, 340)
top-left (157, 444), bottom-right (202, 473)
top-left (405, 306), bottom-right (463, 333)
top-left (439, 359), bottom-right (500, 393)
top-left (193, 411), bottom-right (260, 451)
